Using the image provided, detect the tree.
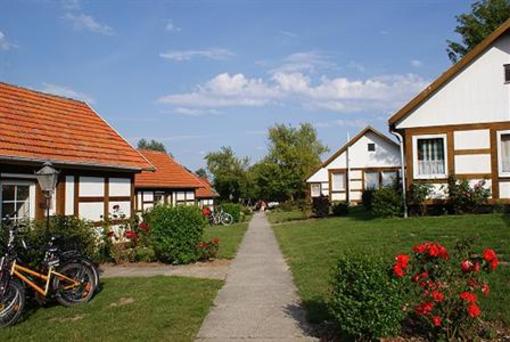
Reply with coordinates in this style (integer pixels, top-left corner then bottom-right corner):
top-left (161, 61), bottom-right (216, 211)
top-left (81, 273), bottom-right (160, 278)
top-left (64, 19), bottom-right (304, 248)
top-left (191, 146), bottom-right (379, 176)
top-left (447, 0), bottom-right (510, 63)
top-left (137, 138), bottom-right (167, 152)
top-left (255, 123), bottom-right (328, 202)
top-left (195, 168), bottom-right (208, 179)
top-left (205, 146), bottom-right (250, 203)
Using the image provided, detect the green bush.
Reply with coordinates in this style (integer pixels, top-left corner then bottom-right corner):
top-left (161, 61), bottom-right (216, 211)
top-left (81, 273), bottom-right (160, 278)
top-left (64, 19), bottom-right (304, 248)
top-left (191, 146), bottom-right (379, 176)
top-left (12, 216), bottom-right (99, 266)
top-left (221, 203), bottom-right (241, 222)
top-left (408, 182), bottom-right (433, 216)
top-left (361, 189), bottom-right (375, 209)
top-left (445, 176), bottom-right (491, 214)
top-left (134, 246), bottom-right (156, 262)
top-left (331, 201), bottom-right (349, 216)
top-left (312, 196), bottom-right (330, 218)
top-left (371, 187), bottom-right (402, 217)
top-left (329, 254), bottom-right (406, 339)
top-left (148, 205), bottom-right (206, 264)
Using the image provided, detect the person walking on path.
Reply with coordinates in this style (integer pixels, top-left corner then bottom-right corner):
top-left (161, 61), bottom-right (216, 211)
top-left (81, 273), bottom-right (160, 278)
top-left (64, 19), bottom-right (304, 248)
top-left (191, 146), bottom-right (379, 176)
top-left (196, 212), bottom-right (317, 341)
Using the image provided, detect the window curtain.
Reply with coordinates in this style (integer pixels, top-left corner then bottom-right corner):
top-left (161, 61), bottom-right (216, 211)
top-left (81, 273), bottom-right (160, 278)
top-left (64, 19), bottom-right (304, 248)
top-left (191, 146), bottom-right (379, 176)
top-left (332, 173), bottom-right (345, 191)
top-left (501, 134), bottom-right (510, 172)
top-left (365, 172), bottom-right (380, 189)
top-left (417, 138), bottom-right (445, 176)
top-left (381, 171), bottom-right (397, 187)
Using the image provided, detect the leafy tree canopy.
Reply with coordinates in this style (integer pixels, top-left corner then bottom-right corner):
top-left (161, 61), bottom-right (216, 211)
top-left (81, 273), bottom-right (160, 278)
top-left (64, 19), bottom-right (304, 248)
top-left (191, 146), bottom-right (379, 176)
top-left (195, 168), bottom-right (208, 179)
top-left (447, 0), bottom-right (510, 63)
top-left (137, 138), bottom-right (167, 152)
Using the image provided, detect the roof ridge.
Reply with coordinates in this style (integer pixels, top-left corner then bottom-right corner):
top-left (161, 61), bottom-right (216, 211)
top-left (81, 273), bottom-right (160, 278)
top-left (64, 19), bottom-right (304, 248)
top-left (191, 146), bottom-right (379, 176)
top-left (0, 81), bottom-right (88, 105)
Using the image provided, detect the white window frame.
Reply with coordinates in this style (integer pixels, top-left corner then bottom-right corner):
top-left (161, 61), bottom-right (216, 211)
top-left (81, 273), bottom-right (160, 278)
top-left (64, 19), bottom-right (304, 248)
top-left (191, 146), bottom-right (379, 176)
top-left (412, 134), bottom-right (448, 179)
top-left (497, 130), bottom-right (510, 177)
top-left (310, 183), bottom-right (321, 197)
top-left (0, 180), bottom-right (36, 221)
top-left (331, 172), bottom-right (346, 191)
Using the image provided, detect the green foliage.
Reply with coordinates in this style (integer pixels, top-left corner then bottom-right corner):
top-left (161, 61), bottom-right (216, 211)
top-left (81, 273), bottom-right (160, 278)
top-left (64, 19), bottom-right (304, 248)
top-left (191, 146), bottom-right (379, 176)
top-left (197, 238), bottom-right (220, 261)
top-left (312, 196), bottom-right (330, 218)
top-left (137, 138), bottom-right (167, 152)
top-left (329, 253), bottom-right (406, 339)
top-left (447, 0), bottom-right (510, 62)
top-left (408, 182), bottom-right (433, 216)
top-left (148, 205), bottom-right (206, 264)
top-left (221, 203), bottom-right (241, 222)
top-left (205, 146), bottom-right (251, 202)
top-left (195, 167), bottom-right (208, 179)
top-left (134, 246), bottom-right (156, 262)
top-left (371, 187), bottom-right (403, 217)
top-left (331, 201), bottom-right (349, 216)
top-left (445, 177), bottom-right (491, 214)
top-left (361, 188), bottom-right (375, 210)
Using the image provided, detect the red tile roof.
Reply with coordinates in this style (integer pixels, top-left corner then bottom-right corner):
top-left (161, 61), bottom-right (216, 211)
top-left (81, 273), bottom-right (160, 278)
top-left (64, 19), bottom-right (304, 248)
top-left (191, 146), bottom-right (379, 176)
top-left (195, 176), bottom-right (218, 198)
top-left (0, 82), bottom-right (153, 171)
top-left (135, 149), bottom-right (204, 189)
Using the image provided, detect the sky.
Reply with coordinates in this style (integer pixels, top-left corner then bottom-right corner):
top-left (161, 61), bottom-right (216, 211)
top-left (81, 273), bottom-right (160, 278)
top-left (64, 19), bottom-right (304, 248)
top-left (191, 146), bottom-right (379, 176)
top-left (0, 0), bottom-right (472, 170)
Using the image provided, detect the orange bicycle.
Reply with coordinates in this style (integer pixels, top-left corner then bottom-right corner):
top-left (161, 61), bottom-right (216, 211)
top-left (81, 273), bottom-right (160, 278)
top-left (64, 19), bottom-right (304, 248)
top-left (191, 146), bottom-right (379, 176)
top-left (0, 222), bottom-right (96, 327)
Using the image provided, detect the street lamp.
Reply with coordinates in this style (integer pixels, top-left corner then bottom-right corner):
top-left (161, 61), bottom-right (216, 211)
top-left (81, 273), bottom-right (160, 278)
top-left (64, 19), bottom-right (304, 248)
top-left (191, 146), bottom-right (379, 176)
top-left (35, 162), bottom-right (59, 230)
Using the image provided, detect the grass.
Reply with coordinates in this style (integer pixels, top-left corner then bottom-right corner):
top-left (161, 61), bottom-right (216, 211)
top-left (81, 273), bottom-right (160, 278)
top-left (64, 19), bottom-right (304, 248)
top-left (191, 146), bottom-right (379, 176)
top-left (272, 207), bottom-right (510, 325)
top-left (0, 276), bottom-right (222, 341)
top-left (267, 210), bottom-right (308, 224)
top-left (203, 220), bottom-right (249, 259)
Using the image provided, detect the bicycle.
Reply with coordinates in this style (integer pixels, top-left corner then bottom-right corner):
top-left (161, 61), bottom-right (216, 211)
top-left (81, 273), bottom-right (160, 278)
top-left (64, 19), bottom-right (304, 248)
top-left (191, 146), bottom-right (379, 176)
top-left (207, 208), bottom-right (234, 226)
top-left (0, 219), bottom-right (98, 327)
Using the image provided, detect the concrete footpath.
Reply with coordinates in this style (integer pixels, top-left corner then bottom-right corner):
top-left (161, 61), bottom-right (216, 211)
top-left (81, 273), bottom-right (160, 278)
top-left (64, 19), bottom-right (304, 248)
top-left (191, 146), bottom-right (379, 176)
top-left (196, 212), bottom-right (317, 341)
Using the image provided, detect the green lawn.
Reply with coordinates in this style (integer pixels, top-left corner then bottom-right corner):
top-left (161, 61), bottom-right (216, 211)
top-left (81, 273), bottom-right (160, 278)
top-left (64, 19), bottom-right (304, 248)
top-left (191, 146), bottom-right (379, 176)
top-left (267, 210), bottom-right (308, 224)
top-left (0, 276), bottom-right (222, 341)
top-left (203, 220), bottom-right (249, 259)
top-left (272, 208), bottom-right (510, 325)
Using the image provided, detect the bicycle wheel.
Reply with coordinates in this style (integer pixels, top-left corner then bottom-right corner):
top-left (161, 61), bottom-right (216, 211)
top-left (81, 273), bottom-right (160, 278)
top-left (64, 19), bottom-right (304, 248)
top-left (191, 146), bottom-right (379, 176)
top-left (52, 262), bottom-right (95, 307)
top-left (0, 279), bottom-right (25, 328)
top-left (221, 213), bottom-right (233, 226)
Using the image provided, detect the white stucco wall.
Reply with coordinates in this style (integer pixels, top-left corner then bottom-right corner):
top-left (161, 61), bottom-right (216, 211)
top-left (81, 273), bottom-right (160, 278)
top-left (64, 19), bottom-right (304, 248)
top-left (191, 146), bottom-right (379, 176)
top-left (79, 177), bottom-right (104, 197)
top-left (397, 34), bottom-right (510, 129)
top-left (454, 130), bottom-right (491, 150)
top-left (454, 154), bottom-right (492, 174)
top-left (109, 178), bottom-right (131, 196)
top-left (65, 175), bottom-right (74, 215)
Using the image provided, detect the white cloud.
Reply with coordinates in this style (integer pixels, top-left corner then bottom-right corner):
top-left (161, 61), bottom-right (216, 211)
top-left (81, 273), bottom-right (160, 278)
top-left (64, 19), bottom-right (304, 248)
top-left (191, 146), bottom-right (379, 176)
top-left (411, 59), bottom-right (423, 67)
top-left (271, 51), bottom-right (335, 74)
top-left (160, 48), bottom-right (234, 62)
top-left (165, 19), bottom-right (181, 32)
top-left (0, 31), bottom-right (14, 50)
top-left (314, 119), bottom-right (369, 129)
top-left (61, 0), bottom-right (81, 10)
top-left (158, 71), bottom-right (428, 114)
top-left (63, 13), bottom-right (114, 35)
top-left (173, 107), bottom-right (221, 116)
top-left (40, 83), bottom-right (95, 103)
top-left (279, 30), bottom-right (298, 38)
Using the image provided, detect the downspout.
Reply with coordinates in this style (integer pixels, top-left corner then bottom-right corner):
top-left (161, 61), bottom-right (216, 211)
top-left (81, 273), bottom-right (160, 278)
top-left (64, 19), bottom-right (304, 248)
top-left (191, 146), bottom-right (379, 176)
top-left (391, 130), bottom-right (408, 218)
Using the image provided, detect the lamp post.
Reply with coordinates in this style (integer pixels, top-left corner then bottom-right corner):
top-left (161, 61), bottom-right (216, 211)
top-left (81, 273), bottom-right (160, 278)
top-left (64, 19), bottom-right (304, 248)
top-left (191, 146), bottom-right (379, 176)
top-left (35, 162), bottom-right (59, 231)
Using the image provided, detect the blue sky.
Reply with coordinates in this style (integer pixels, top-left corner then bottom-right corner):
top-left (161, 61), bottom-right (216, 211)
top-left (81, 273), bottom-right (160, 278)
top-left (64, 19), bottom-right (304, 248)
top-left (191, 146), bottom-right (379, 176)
top-left (0, 0), bottom-right (471, 170)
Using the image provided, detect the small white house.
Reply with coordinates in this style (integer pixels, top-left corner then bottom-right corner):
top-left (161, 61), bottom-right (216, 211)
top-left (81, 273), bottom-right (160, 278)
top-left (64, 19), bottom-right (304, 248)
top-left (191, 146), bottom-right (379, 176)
top-left (388, 19), bottom-right (510, 201)
top-left (306, 126), bottom-right (401, 203)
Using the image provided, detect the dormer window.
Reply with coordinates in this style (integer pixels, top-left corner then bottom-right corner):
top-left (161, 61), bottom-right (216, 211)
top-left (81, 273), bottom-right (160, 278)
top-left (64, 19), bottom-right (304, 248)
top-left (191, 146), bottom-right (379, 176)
top-left (505, 64), bottom-right (510, 83)
top-left (368, 143), bottom-right (376, 152)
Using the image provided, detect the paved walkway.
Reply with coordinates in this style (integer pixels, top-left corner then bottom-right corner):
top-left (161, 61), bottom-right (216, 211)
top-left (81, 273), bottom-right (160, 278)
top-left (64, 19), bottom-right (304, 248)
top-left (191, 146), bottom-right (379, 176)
top-left (196, 212), bottom-right (317, 341)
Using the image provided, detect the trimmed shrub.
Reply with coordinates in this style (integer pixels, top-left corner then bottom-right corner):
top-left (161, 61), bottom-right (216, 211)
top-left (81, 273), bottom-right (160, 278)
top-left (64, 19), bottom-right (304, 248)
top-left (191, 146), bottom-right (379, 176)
top-left (361, 188), bottom-right (375, 210)
top-left (197, 238), bottom-right (220, 261)
top-left (371, 187), bottom-right (402, 217)
top-left (408, 182), bottom-right (433, 216)
top-left (445, 177), bottom-right (490, 214)
top-left (329, 253), bottom-right (406, 339)
top-left (331, 201), bottom-right (349, 216)
top-left (134, 246), bottom-right (156, 262)
top-left (312, 195), bottom-right (330, 218)
top-left (221, 203), bottom-right (241, 223)
top-left (149, 205), bottom-right (206, 264)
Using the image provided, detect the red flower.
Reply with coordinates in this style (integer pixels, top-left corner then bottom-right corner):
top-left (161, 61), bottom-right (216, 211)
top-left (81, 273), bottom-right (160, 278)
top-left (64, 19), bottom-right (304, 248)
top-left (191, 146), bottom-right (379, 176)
top-left (413, 243), bottom-right (427, 254)
top-left (473, 261), bottom-right (481, 273)
top-left (138, 222), bottom-right (150, 232)
top-left (467, 278), bottom-right (479, 288)
top-left (461, 260), bottom-right (473, 273)
top-left (490, 258), bottom-right (499, 270)
top-left (481, 283), bottom-right (490, 297)
top-left (412, 242), bottom-right (448, 259)
top-left (467, 303), bottom-right (481, 318)
top-left (415, 302), bottom-right (434, 316)
top-left (107, 231), bottom-right (115, 238)
top-left (431, 290), bottom-right (444, 302)
top-left (459, 291), bottom-right (477, 303)
top-left (393, 264), bottom-right (405, 278)
top-left (211, 237), bottom-right (220, 245)
top-left (395, 254), bottom-right (410, 269)
top-left (483, 249), bottom-right (497, 262)
top-left (432, 315), bottom-right (442, 327)
top-left (124, 230), bottom-right (138, 240)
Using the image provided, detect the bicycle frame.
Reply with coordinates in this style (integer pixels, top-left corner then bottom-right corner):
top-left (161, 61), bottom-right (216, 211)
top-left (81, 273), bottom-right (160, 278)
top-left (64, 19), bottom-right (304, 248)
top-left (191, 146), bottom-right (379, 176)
top-left (9, 260), bottom-right (80, 297)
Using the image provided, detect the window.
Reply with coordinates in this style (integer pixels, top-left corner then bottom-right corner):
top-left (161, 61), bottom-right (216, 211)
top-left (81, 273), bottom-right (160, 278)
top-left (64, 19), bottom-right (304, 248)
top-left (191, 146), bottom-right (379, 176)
top-left (414, 135), bottom-right (447, 178)
top-left (365, 172), bottom-right (380, 189)
top-left (1, 182), bottom-right (33, 222)
top-left (310, 183), bottom-right (321, 197)
top-left (505, 64), bottom-right (510, 83)
top-left (497, 131), bottom-right (510, 176)
top-left (331, 173), bottom-right (345, 191)
top-left (381, 171), bottom-right (398, 187)
top-left (368, 143), bottom-right (376, 152)
top-left (154, 191), bottom-right (165, 205)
